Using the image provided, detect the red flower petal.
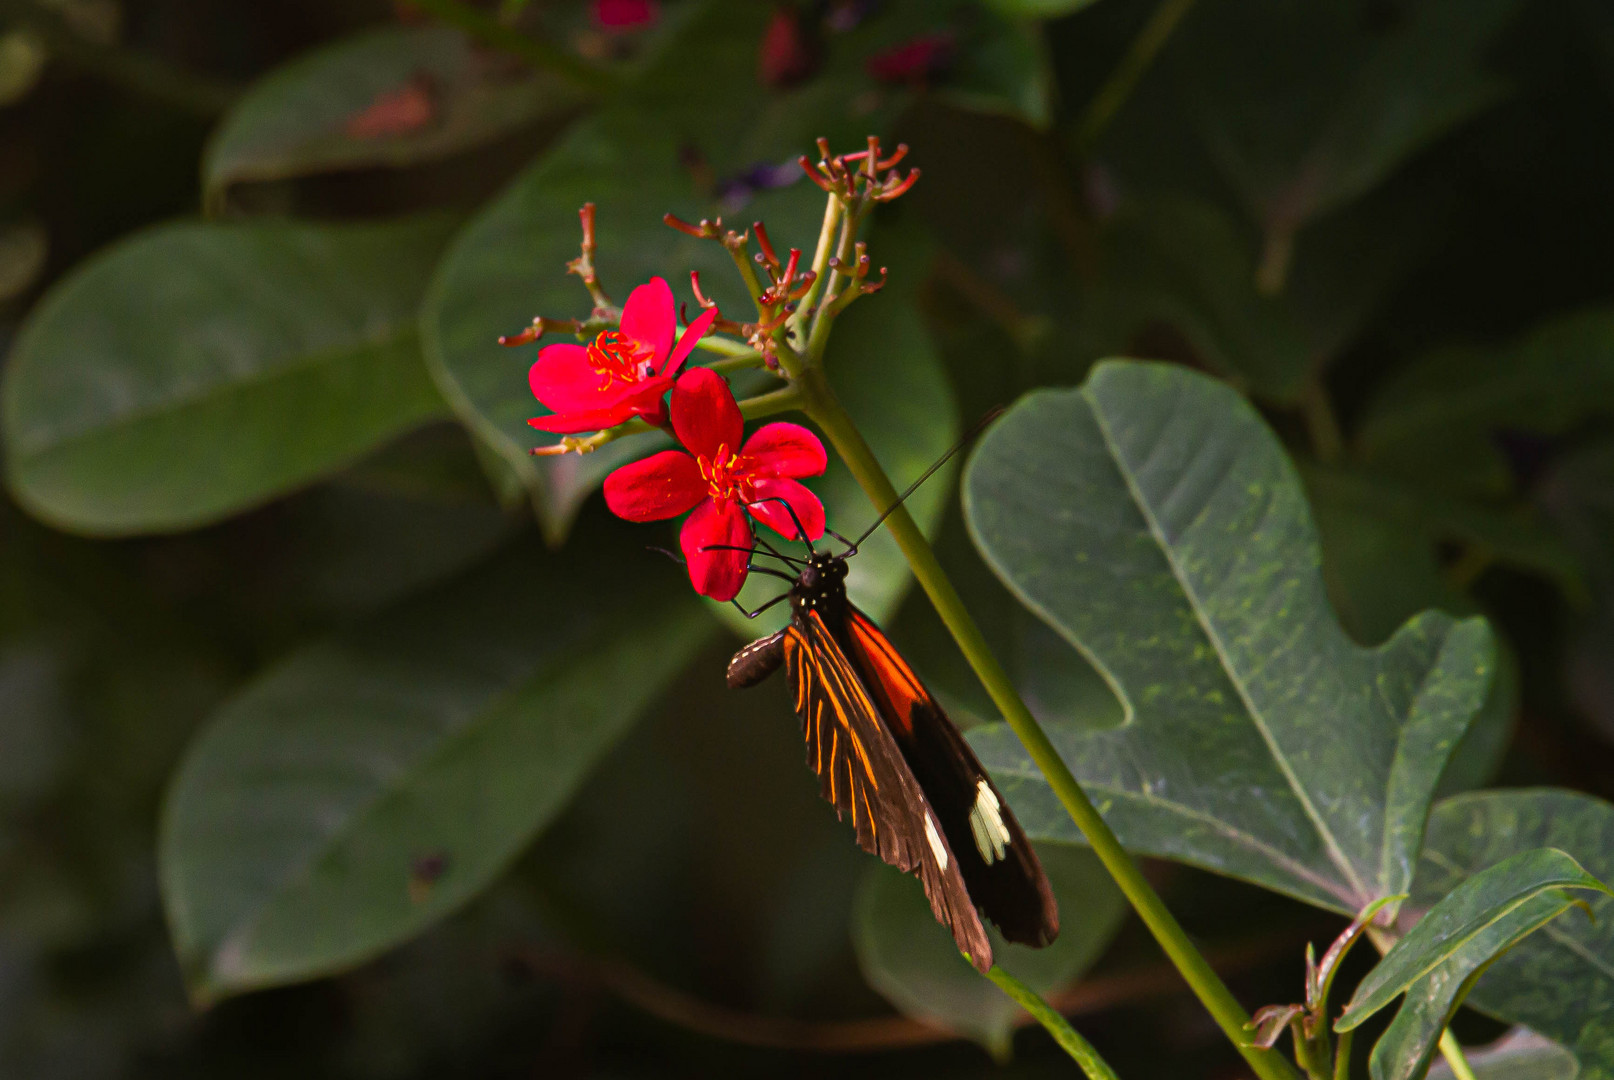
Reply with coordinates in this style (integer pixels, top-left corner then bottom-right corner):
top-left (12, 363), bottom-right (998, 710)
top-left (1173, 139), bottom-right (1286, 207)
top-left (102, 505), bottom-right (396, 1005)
top-left (619, 277), bottom-right (676, 370)
top-left (747, 476), bottom-right (825, 541)
top-left (603, 450), bottom-right (705, 521)
top-left (661, 305), bottom-right (720, 376)
top-left (741, 422), bottom-right (826, 478)
top-left (680, 497), bottom-right (751, 601)
top-left (528, 375), bottom-right (673, 433)
top-left (529, 344), bottom-right (609, 412)
top-left (671, 367), bottom-right (743, 461)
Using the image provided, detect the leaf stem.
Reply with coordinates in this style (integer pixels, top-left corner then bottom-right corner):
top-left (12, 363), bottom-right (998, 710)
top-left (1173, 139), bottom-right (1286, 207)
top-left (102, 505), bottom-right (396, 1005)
top-left (400, 0), bottom-right (618, 94)
top-left (1438, 1030), bottom-right (1478, 1080)
top-left (1075, 0), bottom-right (1198, 151)
top-left (984, 966), bottom-right (1121, 1080)
top-left (1333, 1027), bottom-right (1353, 1080)
top-left (691, 336), bottom-right (762, 360)
top-left (1298, 377), bottom-right (1345, 464)
top-left (793, 366), bottom-right (1298, 1080)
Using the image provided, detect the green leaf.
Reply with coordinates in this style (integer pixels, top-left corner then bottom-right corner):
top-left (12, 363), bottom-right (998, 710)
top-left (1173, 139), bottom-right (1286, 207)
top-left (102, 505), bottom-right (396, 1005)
top-left (1358, 308), bottom-right (1614, 498)
top-left (1417, 789), bottom-right (1614, 1080)
top-left (201, 25), bottom-right (587, 202)
top-left (1341, 848), bottom-right (1606, 1027)
top-left (158, 524), bottom-right (711, 1001)
top-left (852, 845), bottom-right (1126, 1058)
top-left (963, 361), bottom-right (1495, 914)
top-left (1427, 1029), bottom-right (1580, 1080)
top-left (979, 0), bottom-right (1100, 18)
top-left (422, 0), bottom-right (948, 543)
top-left (1191, 0), bottom-right (1518, 234)
top-left (3, 217), bottom-right (456, 536)
top-left (1340, 848), bottom-right (1607, 1080)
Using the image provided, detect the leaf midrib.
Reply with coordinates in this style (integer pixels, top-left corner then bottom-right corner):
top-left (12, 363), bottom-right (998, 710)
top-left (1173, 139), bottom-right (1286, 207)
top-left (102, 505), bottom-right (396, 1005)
top-left (1087, 382), bottom-right (1370, 902)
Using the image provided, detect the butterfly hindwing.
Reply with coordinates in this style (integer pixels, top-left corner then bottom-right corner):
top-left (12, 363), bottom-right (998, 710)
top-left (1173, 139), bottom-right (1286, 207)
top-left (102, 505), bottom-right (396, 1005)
top-left (783, 612), bottom-right (996, 970)
top-left (844, 605), bottom-right (1059, 949)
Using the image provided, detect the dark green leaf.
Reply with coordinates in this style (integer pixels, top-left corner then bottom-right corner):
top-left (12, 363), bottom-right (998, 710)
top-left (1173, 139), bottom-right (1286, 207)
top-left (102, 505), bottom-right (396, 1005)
top-left (1418, 789), bottom-right (1614, 1080)
top-left (159, 525), bottom-right (711, 1000)
top-left (3, 217), bottom-right (455, 535)
top-left (964, 361), bottom-right (1495, 913)
top-left (1359, 309), bottom-right (1614, 498)
top-left (1340, 848), bottom-right (1606, 1029)
top-left (201, 25), bottom-right (587, 201)
top-left (980, 0), bottom-right (1100, 18)
top-left (852, 845), bottom-right (1125, 1057)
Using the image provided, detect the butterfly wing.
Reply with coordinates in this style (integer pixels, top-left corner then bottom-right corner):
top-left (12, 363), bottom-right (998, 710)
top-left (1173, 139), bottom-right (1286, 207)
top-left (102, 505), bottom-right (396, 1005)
top-left (784, 610), bottom-right (996, 972)
top-left (844, 604), bottom-right (1059, 949)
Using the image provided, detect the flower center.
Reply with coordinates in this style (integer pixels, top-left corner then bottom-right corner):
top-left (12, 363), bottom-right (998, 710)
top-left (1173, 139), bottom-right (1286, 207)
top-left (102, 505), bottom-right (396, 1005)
top-left (587, 330), bottom-right (653, 387)
top-left (698, 444), bottom-right (754, 504)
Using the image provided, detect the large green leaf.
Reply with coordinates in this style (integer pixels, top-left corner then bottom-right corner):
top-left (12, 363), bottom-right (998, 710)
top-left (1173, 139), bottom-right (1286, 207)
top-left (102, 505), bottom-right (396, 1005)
top-left (964, 361), bottom-right (1495, 914)
top-left (3, 217), bottom-right (455, 536)
top-left (1358, 309), bottom-right (1614, 497)
top-left (1427, 1029), bottom-right (1580, 1080)
top-left (422, 0), bottom-right (969, 543)
top-left (1416, 789), bottom-right (1614, 1080)
top-left (852, 845), bottom-right (1125, 1059)
top-left (201, 25), bottom-right (586, 202)
top-left (159, 522), bottom-right (711, 1001)
top-left (1338, 848), bottom-right (1606, 1080)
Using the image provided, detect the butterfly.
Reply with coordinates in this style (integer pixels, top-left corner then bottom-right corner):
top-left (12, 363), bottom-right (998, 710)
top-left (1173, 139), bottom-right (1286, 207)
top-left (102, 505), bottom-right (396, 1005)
top-left (717, 427), bottom-right (1058, 974)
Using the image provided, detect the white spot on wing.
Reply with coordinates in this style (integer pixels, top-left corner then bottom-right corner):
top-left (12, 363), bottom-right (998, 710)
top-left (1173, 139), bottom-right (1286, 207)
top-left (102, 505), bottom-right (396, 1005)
top-left (924, 814), bottom-right (948, 870)
top-left (969, 780), bottom-right (1011, 864)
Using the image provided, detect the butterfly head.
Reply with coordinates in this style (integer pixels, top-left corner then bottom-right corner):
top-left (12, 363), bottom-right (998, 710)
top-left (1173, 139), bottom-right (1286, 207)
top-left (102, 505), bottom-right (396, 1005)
top-left (792, 552), bottom-right (848, 612)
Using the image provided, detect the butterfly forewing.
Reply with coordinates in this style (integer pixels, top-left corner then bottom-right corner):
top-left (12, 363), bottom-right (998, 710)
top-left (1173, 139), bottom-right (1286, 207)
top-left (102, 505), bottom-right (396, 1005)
top-left (783, 610), bottom-right (996, 971)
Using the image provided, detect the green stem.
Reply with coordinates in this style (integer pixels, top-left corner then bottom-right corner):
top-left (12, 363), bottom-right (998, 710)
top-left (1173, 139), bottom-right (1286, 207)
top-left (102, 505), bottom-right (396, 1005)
top-left (794, 368), bottom-right (1297, 1080)
top-left (1438, 1031), bottom-right (1478, 1080)
top-left (692, 336), bottom-right (761, 360)
top-left (1075, 0), bottom-right (1198, 151)
top-left (401, 0), bottom-right (618, 93)
top-left (1333, 1027), bottom-right (1354, 1080)
top-left (1298, 377), bottom-right (1344, 465)
top-left (0, 0), bottom-right (236, 115)
top-left (984, 967), bottom-right (1121, 1080)
top-left (702, 352), bottom-right (773, 375)
top-left (787, 196), bottom-right (844, 343)
top-left (805, 203), bottom-right (864, 364)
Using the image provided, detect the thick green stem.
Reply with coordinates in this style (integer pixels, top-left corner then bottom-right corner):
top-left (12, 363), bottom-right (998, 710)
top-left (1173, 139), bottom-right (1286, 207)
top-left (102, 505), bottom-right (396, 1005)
top-left (1334, 1027), bottom-right (1354, 1080)
top-left (401, 0), bottom-right (618, 93)
top-left (984, 966), bottom-right (1121, 1080)
top-left (796, 367), bottom-right (1297, 1080)
top-left (1438, 1031), bottom-right (1478, 1080)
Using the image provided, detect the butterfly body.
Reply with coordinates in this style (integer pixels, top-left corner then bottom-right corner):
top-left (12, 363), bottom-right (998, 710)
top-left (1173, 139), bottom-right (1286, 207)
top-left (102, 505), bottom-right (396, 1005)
top-left (727, 550), bottom-right (1058, 973)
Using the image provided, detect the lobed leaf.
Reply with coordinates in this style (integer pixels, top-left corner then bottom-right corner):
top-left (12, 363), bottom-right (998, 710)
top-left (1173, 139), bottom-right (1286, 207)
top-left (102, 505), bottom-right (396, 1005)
top-left (964, 361), bottom-right (1495, 913)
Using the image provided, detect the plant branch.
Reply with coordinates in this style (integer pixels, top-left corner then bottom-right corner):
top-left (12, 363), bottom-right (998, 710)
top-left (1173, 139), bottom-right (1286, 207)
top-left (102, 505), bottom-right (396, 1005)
top-left (986, 966), bottom-right (1122, 1079)
top-left (401, 0), bottom-right (618, 94)
top-left (1075, 0), bottom-right (1198, 152)
top-left (1438, 1030), bottom-right (1479, 1080)
top-left (0, 0), bottom-right (237, 115)
top-left (794, 366), bottom-right (1298, 1080)
top-left (1333, 1027), bottom-right (1354, 1080)
top-left (787, 195), bottom-right (844, 343)
top-left (530, 386), bottom-right (800, 456)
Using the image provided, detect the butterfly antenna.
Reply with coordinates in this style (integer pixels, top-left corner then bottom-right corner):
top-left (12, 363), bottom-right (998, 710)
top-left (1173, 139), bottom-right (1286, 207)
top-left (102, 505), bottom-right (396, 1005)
top-left (849, 406), bottom-right (1004, 550)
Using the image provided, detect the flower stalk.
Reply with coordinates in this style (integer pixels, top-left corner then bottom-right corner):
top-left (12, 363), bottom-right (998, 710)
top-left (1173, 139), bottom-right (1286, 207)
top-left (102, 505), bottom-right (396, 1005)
top-left (984, 966), bottom-right (1122, 1080)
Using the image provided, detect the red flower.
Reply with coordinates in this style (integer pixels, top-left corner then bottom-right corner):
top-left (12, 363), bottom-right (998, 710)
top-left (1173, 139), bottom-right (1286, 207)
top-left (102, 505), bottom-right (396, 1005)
top-left (867, 32), bottom-right (956, 85)
top-left (528, 277), bottom-right (717, 435)
top-left (593, 0), bottom-right (658, 32)
top-left (604, 368), bottom-right (827, 601)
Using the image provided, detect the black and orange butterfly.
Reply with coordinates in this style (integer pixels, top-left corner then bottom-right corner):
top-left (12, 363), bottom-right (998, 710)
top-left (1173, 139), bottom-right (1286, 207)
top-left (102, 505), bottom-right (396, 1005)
top-left (717, 430), bottom-right (1058, 974)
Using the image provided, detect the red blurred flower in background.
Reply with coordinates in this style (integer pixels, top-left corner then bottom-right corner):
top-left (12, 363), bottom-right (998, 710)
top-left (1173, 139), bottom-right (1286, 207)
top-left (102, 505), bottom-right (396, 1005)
top-left (593, 0), bottom-right (658, 32)
top-left (528, 277), bottom-right (717, 435)
top-left (604, 368), bottom-right (826, 601)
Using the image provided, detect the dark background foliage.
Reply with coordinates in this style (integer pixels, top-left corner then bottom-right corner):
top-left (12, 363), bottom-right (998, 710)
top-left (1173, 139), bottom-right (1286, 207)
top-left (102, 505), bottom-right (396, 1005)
top-left (1, 0), bottom-right (1612, 1076)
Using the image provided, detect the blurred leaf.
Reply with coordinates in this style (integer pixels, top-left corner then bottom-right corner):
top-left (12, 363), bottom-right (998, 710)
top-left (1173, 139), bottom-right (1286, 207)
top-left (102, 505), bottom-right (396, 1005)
top-left (1339, 848), bottom-right (1605, 1080)
top-left (158, 525), bottom-right (711, 1000)
top-left (423, 0), bottom-right (960, 543)
top-left (3, 217), bottom-right (456, 536)
top-left (1359, 308), bottom-right (1614, 498)
top-left (1426, 1029), bottom-right (1580, 1080)
top-left (715, 225), bottom-right (956, 635)
top-left (852, 844), bottom-right (1125, 1058)
top-left (201, 25), bottom-right (587, 202)
top-left (1417, 789), bottom-right (1614, 1080)
top-left (964, 361), bottom-right (1495, 914)
top-left (0, 29), bottom-right (46, 106)
top-left (979, 0), bottom-right (1099, 17)
top-left (943, 12), bottom-right (1056, 129)
top-left (0, 221), bottom-right (48, 301)
top-left (1192, 0), bottom-right (1517, 236)
top-left (1540, 436), bottom-right (1614, 597)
